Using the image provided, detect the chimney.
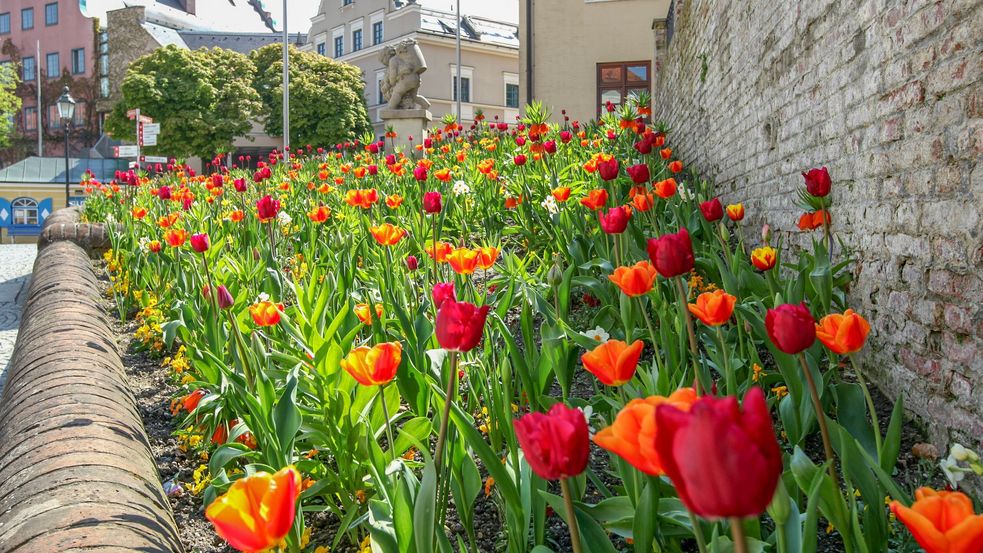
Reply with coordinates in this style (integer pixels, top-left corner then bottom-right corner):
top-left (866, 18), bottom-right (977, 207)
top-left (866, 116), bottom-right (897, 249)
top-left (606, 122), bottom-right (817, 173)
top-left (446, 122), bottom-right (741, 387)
top-left (184, 0), bottom-right (196, 15)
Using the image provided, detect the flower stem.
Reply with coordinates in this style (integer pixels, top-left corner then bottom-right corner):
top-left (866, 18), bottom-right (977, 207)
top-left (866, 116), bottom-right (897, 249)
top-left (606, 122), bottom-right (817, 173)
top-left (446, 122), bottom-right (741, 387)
top-left (686, 510), bottom-right (708, 553)
top-left (379, 384), bottom-right (396, 462)
top-left (716, 325), bottom-right (734, 396)
top-left (848, 354), bottom-right (883, 458)
top-left (560, 478), bottom-right (584, 553)
top-left (636, 296), bottom-right (665, 384)
top-left (798, 353), bottom-right (836, 479)
top-left (729, 518), bottom-right (748, 553)
top-left (674, 277), bottom-right (706, 395)
top-left (433, 350), bottom-right (458, 471)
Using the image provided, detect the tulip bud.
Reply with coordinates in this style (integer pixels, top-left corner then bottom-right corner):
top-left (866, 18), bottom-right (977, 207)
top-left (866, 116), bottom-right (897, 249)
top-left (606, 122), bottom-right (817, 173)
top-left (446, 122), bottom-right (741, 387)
top-left (761, 223), bottom-right (772, 244)
top-left (216, 285), bottom-right (234, 309)
top-left (190, 233), bottom-right (210, 253)
top-left (405, 255), bottom-right (419, 271)
top-left (547, 254), bottom-right (564, 287)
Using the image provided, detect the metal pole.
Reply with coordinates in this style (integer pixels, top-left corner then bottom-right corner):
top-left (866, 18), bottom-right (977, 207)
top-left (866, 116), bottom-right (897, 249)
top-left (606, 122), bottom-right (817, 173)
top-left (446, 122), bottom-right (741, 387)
top-left (282, 0), bottom-right (289, 151)
top-left (64, 125), bottom-right (69, 207)
top-left (36, 40), bottom-right (42, 156)
top-left (455, 0), bottom-right (461, 127)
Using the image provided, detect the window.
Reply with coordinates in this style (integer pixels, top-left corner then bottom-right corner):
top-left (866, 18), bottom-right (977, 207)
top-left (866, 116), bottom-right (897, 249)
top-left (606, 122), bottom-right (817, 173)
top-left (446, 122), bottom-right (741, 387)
top-left (452, 76), bottom-right (471, 103)
top-left (352, 29), bottom-right (362, 51)
top-left (46, 52), bottom-right (60, 78)
top-left (24, 106), bottom-right (37, 131)
top-left (0, 13), bottom-right (9, 34)
top-left (71, 48), bottom-right (84, 74)
top-left (343, 0), bottom-right (353, 5)
top-left (100, 77), bottom-right (109, 98)
top-left (12, 198), bottom-right (40, 226)
top-left (596, 61), bottom-right (650, 116)
top-left (372, 21), bottom-right (383, 45)
top-left (376, 72), bottom-right (385, 105)
top-left (505, 83), bottom-right (519, 108)
top-left (22, 56), bottom-right (36, 81)
top-left (48, 105), bottom-right (62, 129)
top-left (73, 101), bottom-right (85, 126)
top-left (45, 2), bottom-right (58, 26)
top-left (316, 42), bottom-right (326, 56)
top-left (22, 8), bottom-right (34, 30)
top-left (333, 35), bottom-right (343, 57)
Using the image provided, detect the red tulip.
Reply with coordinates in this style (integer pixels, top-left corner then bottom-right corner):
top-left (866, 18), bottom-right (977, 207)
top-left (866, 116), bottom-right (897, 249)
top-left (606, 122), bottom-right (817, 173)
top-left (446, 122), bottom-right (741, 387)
top-left (423, 191), bottom-right (442, 214)
top-left (233, 178), bottom-right (247, 192)
top-left (216, 285), bottom-right (234, 310)
top-left (597, 156), bottom-right (619, 181)
top-left (405, 255), bottom-right (419, 271)
top-left (514, 403), bottom-right (590, 480)
top-left (256, 195), bottom-right (280, 221)
top-left (413, 165), bottom-right (428, 181)
top-left (435, 300), bottom-right (489, 352)
top-left (626, 163), bottom-right (650, 184)
top-left (190, 233), bottom-right (210, 253)
top-left (647, 228), bottom-right (695, 278)
top-left (598, 206), bottom-right (631, 234)
top-left (802, 167), bottom-right (831, 197)
top-left (514, 154), bottom-right (527, 166)
top-left (765, 303), bottom-right (817, 354)
top-left (432, 282), bottom-right (456, 308)
top-left (655, 387), bottom-right (782, 519)
top-left (700, 198), bottom-right (723, 222)
top-left (543, 140), bottom-right (557, 154)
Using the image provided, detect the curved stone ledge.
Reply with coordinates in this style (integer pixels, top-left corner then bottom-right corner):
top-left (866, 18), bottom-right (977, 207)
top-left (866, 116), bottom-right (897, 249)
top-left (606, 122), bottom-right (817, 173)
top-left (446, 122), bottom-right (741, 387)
top-left (38, 206), bottom-right (114, 257)
top-left (0, 241), bottom-right (184, 553)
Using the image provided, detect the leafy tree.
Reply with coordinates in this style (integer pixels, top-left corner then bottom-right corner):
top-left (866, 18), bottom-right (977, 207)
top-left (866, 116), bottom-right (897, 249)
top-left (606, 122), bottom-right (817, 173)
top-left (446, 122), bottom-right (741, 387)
top-left (0, 63), bottom-right (21, 148)
top-left (105, 45), bottom-right (263, 158)
top-left (251, 45), bottom-right (371, 147)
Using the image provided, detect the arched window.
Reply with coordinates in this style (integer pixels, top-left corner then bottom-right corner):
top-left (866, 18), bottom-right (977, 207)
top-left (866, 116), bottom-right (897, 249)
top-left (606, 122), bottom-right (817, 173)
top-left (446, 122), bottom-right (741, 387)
top-left (12, 197), bottom-right (39, 226)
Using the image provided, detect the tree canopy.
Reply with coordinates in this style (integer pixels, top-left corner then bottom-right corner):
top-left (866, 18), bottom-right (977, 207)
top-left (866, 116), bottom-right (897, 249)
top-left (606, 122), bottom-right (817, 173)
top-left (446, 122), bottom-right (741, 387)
top-left (250, 45), bottom-right (371, 148)
top-left (105, 45), bottom-right (263, 158)
top-left (0, 63), bottom-right (22, 148)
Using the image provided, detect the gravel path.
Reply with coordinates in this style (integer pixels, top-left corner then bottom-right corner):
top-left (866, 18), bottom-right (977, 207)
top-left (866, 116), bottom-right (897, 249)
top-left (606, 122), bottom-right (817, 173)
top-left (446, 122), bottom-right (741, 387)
top-left (0, 245), bottom-right (38, 393)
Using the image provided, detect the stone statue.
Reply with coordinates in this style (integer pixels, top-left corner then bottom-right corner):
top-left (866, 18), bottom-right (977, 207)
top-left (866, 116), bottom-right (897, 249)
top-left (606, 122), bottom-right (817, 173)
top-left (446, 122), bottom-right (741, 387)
top-left (379, 39), bottom-right (431, 111)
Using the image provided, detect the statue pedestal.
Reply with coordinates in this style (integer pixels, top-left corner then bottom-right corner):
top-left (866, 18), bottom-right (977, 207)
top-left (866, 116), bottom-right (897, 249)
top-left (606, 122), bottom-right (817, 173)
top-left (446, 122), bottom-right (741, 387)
top-left (380, 109), bottom-right (432, 154)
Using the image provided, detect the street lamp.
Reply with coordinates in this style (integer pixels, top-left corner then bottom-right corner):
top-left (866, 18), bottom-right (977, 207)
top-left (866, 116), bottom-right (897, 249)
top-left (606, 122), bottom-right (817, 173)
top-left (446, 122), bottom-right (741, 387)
top-left (56, 86), bottom-right (76, 207)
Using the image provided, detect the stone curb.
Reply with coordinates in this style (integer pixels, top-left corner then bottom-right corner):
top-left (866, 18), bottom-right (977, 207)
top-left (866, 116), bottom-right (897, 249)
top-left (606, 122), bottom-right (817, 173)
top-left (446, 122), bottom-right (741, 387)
top-left (0, 240), bottom-right (185, 552)
top-left (37, 206), bottom-right (114, 256)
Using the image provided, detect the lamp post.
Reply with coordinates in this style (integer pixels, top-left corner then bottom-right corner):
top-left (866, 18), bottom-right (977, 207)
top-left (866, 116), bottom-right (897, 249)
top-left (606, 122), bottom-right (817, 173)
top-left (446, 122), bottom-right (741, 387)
top-left (56, 86), bottom-right (76, 208)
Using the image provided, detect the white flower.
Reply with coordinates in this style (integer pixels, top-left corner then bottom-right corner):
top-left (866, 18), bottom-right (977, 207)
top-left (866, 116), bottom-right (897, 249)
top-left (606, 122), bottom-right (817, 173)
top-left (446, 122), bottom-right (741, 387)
top-left (941, 455), bottom-right (968, 489)
top-left (540, 195), bottom-right (559, 215)
top-left (139, 237), bottom-right (150, 250)
top-left (256, 292), bottom-right (270, 302)
top-left (277, 211), bottom-right (292, 225)
top-left (676, 185), bottom-right (691, 200)
top-left (452, 180), bottom-right (470, 196)
top-left (581, 326), bottom-right (609, 343)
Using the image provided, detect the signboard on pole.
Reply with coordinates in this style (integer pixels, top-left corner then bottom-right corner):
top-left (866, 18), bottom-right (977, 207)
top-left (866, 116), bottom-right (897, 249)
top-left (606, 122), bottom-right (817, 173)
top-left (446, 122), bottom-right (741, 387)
top-left (114, 145), bottom-right (139, 158)
top-left (141, 155), bottom-right (168, 163)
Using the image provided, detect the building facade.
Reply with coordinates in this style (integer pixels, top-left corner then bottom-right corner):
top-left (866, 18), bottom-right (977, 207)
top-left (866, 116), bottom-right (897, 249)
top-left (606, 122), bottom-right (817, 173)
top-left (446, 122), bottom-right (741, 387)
top-left (0, 0), bottom-right (102, 164)
top-left (306, 0), bottom-right (520, 134)
top-left (519, 0), bottom-right (670, 123)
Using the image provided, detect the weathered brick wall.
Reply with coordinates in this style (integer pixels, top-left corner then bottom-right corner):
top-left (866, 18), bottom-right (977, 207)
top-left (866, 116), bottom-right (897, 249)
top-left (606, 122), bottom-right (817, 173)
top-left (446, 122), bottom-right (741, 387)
top-left (654, 0), bottom-right (983, 446)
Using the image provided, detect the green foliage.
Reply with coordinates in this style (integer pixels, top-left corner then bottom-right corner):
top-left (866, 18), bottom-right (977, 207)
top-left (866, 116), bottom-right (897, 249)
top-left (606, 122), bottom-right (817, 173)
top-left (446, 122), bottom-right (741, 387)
top-left (0, 63), bottom-right (21, 147)
top-left (250, 45), bottom-right (371, 147)
top-left (105, 45), bottom-right (263, 157)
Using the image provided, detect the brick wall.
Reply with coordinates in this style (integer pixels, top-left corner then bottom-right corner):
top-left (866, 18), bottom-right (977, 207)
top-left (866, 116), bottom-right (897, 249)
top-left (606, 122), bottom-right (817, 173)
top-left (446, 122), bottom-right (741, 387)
top-left (654, 0), bottom-right (983, 447)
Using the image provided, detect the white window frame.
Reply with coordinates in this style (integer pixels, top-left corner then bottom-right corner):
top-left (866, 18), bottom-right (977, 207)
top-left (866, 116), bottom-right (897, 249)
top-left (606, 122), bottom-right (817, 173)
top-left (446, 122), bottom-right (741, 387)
top-left (349, 17), bottom-right (364, 51)
top-left (503, 72), bottom-right (519, 108)
top-left (12, 197), bottom-right (39, 226)
top-left (450, 65), bottom-right (473, 103)
top-left (370, 11), bottom-right (384, 45)
top-left (331, 26), bottom-right (344, 57)
top-left (375, 69), bottom-right (385, 107)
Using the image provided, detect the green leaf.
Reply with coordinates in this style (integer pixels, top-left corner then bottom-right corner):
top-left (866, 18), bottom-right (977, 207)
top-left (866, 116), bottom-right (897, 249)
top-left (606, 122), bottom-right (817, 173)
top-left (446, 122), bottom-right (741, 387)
top-left (881, 394), bottom-right (904, 473)
top-left (272, 372), bottom-right (302, 461)
top-left (413, 463), bottom-right (438, 553)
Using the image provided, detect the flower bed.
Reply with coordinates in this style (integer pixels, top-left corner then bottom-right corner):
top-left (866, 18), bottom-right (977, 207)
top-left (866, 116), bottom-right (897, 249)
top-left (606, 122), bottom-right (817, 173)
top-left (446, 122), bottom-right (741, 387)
top-left (82, 100), bottom-right (983, 553)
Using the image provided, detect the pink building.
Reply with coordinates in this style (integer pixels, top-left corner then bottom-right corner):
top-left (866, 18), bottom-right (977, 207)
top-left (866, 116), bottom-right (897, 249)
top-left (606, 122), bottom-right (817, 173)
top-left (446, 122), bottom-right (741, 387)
top-left (0, 1), bottom-right (102, 163)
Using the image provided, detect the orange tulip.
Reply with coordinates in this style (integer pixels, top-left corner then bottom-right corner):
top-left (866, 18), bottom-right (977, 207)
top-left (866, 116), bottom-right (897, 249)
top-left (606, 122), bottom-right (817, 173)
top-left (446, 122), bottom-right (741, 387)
top-left (552, 186), bottom-right (571, 202)
top-left (581, 339), bottom-right (644, 386)
top-left (354, 303), bottom-right (384, 325)
top-left (668, 160), bottom-right (683, 173)
top-left (890, 487), bottom-right (983, 553)
top-left (750, 246), bottom-right (777, 271)
top-left (340, 342), bottom-right (402, 386)
top-left (608, 261), bottom-right (658, 297)
top-left (132, 206), bottom-right (148, 219)
top-left (164, 229), bottom-right (188, 247)
top-left (425, 241), bottom-right (454, 263)
top-left (386, 194), bottom-right (404, 208)
top-left (688, 289), bottom-right (737, 326)
top-left (798, 209), bottom-right (831, 231)
top-left (205, 466), bottom-right (301, 553)
top-left (447, 247), bottom-right (479, 275)
top-left (369, 223), bottom-right (407, 246)
top-left (307, 205), bottom-right (330, 223)
top-left (475, 246), bottom-right (500, 269)
top-left (593, 388), bottom-right (698, 475)
top-left (726, 203), bottom-right (744, 221)
top-left (579, 189), bottom-right (608, 210)
top-left (434, 168), bottom-right (452, 182)
top-left (230, 210), bottom-right (245, 223)
top-left (815, 309), bottom-right (870, 355)
top-left (653, 178), bottom-right (677, 199)
top-left (249, 301), bottom-right (284, 326)
top-left (158, 212), bottom-right (180, 228)
top-left (660, 147), bottom-right (673, 160)
top-left (632, 191), bottom-right (655, 212)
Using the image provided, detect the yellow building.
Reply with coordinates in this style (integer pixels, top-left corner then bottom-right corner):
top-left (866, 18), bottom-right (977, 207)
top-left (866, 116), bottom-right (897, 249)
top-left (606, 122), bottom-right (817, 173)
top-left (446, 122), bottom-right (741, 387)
top-left (0, 157), bottom-right (124, 243)
top-left (519, 0), bottom-right (670, 123)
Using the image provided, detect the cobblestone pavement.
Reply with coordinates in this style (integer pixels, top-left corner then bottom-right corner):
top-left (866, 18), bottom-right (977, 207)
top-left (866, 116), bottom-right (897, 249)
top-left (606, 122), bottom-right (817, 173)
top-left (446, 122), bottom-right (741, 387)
top-left (0, 245), bottom-right (38, 393)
